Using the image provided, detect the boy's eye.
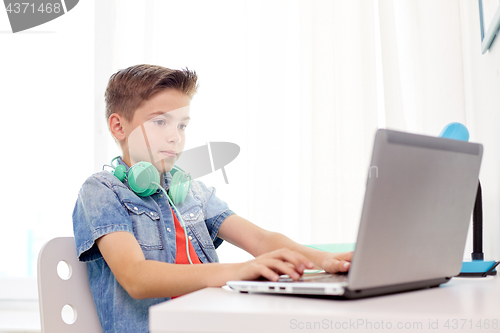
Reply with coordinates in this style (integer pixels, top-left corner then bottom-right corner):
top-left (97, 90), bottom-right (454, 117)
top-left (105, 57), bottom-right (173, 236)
top-left (153, 119), bottom-right (165, 126)
top-left (179, 124), bottom-right (187, 130)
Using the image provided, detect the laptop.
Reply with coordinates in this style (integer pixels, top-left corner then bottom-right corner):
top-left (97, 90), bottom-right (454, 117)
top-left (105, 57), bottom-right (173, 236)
top-left (227, 129), bottom-right (483, 299)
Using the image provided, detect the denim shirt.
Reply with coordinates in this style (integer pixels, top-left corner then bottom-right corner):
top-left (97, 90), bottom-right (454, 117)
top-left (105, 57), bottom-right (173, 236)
top-left (72, 158), bottom-right (235, 332)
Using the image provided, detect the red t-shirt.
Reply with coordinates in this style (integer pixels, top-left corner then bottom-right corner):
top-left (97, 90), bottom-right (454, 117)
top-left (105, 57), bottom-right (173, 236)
top-left (172, 208), bottom-right (202, 265)
top-left (171, 208), bottom-right (201, 299)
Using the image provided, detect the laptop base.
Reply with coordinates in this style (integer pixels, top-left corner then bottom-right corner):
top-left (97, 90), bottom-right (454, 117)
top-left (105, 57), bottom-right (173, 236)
top-left (340, 277), bottom-right (451, 299)
top-left (232, 277), bottom-right (452, 300)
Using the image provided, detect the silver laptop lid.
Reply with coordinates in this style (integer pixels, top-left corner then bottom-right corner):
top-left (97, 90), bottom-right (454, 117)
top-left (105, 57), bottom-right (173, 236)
top-left (348, 129), bottom-right (483, 290)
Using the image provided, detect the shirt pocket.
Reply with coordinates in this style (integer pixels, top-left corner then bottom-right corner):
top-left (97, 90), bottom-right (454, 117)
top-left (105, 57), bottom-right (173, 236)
top-left (124, 202), bottom-right (163, 250)
top-left (182, 205), bottom-right (215, 250)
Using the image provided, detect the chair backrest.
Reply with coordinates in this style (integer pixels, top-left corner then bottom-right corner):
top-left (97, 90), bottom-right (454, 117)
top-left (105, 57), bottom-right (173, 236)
top-left (37, 237), bottom-right (102, 332)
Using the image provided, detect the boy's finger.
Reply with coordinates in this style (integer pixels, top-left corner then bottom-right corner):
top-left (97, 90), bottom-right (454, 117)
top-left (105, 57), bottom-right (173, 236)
top-left (336, 251), bottom-right (354, 261)
top-left (324, 258), bottom-right (350, 273)
top-left (263, 258), bottom-right (302, 280)
top-left (338, 261), bottom-right (350, 272)
top-left (257, 264), bottom-right (280, 282)
top-left (269, 248), bottom-right (314, 271)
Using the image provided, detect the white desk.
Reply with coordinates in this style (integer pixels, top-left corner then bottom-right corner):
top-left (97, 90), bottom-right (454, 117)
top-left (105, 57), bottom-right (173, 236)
top-left (150, 277), bottom-right (500, 333)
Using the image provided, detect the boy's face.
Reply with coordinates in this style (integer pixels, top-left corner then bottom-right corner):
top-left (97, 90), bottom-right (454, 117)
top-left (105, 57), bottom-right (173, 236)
top-left (120, 89), bottom-right (191, 174)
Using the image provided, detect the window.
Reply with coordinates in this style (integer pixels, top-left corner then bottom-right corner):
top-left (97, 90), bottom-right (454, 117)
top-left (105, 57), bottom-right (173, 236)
top-left (0, 1), bottom-right (94, 299)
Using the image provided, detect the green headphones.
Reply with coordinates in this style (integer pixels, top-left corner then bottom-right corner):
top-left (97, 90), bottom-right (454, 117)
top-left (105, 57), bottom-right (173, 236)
top-left (109, 156), bottom-right (194, 264)
top-left (110, 156), bottom-right (191, 205)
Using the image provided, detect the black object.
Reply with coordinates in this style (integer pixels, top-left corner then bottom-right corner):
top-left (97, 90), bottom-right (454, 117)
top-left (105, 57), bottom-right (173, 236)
top-left (472, 182), bottom-right (484, 260)
top-left (457, 180), bottom-right (499, 277)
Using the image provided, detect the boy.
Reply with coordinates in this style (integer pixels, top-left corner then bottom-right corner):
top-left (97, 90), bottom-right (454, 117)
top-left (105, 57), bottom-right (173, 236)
top-left (73, 64), bottom-right (352, 332)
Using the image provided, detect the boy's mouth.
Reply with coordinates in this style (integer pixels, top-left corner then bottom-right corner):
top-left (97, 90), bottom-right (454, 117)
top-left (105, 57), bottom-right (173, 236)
top-left (160, 150), bottom-right (177, 158)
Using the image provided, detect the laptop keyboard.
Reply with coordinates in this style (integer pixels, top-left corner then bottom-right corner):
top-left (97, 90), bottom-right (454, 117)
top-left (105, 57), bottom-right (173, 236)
top-left (278, 273), bottom-right (348, 283)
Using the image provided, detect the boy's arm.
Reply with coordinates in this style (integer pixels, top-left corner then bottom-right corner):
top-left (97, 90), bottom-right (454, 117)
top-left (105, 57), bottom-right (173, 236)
top-left (217, 215), bottom-right (352, 273)
top-left (96, 230), bottom-right (313, 299)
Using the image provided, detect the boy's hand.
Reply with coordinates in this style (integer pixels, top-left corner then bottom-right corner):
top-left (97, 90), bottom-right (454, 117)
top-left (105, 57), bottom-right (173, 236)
top-left (321, 251), bottom-right (353, 274)
top-left (232, 248), bottom-right (314, 282)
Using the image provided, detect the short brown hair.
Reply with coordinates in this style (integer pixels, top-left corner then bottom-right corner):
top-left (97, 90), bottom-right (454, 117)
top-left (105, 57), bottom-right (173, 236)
top-left (105, 64), bottom-right (198, 122)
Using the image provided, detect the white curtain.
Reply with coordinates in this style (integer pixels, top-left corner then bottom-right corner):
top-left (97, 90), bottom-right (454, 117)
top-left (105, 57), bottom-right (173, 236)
top-left (0, 0), bottom-right (496, 300)
top-left (379, 0), bottom-right (500, 259)
top-left (0, 1), bottom-right (95, 296)
top-left (379, 0), bottom-right (467, 134)
top-left (95, 0), bottom-right (499, 263)
top-left (96, 0), bottom-right (379, 262)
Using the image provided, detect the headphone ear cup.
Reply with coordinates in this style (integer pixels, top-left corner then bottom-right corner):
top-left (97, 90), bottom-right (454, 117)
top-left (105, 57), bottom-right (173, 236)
top-left (127, 162), bottom-right (160, 197)
top-left (113, 165), bottom-right (127, 182)
top-left (169, 171), bottom-right (190, 205)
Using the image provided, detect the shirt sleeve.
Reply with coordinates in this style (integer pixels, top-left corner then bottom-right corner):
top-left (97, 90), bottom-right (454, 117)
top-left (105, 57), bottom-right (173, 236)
top-left (72, 174), bottom-right (133, 262)
top-left (191, 180), bottom-right (235, 249)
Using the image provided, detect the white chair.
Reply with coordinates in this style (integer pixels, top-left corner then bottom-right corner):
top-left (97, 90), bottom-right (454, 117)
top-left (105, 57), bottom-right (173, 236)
top-left (37, 237), bottom-right (102, 332)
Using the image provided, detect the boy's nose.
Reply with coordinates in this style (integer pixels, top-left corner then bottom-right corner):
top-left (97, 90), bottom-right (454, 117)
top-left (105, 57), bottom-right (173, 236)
top-left (167, 130), bottom-right (182, 143)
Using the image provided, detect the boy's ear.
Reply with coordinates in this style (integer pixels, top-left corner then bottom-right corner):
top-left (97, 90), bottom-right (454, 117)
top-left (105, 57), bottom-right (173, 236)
top-left (109, 113), bottom-right (127, 141)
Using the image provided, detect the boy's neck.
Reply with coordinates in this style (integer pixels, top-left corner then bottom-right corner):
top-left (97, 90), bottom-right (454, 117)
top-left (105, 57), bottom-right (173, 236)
top-left (160, 172), bottom-right (166, 188)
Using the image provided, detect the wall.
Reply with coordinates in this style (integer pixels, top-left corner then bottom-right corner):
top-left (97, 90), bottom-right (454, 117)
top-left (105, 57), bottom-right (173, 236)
top-left (460, 0), bottom-right (500, 259)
